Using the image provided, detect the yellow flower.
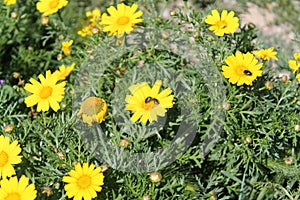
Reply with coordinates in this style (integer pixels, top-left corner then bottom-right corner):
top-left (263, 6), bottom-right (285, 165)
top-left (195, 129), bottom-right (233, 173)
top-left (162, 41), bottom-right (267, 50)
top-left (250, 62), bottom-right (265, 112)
top-left (222, 52), bottom-right (263, 86)
top-left (77, 97), bottom-right (108, 126)
top-left (86, 9), bottom-right (101, 23)
top-left (63, 163), bottom-right (104, 200)
top-left (289, 52), bottom-right (300, 72)
top-left (125, 80), bottom-right (174, 123)
top-left (289, 60), bottom-right (300, 72)
top-left (3, 0), bottom-right (16, 5)
top-left (205, 9), bottom-right (239, 36)
top-left (100, 3), bottom-right (143, 38)
top-left (253, 47), bottom-right (279, 61)
top-left (78, 9), bottom-right (102, 37)
top-left (0, 135), bottom-right (22, 179)
top-left (24, 70), bottom-right (66, 112)
top-left (296, 74), bottom-right (300, 81)
top-left (78, 26), bottom-right (93, 37)
top-left (36, 0), bottom-right (68, 16)
top-left (53, 63), bottom-right (75, 80)
top-left (294, 52), bottom-right (300, 62)
top-left (0, 175), bottom-right (37, 200)
top-left (61, 40), bottom-right (73, 56)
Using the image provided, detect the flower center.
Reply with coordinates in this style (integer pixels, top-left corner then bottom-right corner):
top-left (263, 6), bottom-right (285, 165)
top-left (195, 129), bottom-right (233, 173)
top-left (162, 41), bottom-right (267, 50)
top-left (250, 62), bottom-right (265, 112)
top-left (81, 97), bottom-right (105, 116)
top-left (77, 175), bottom-right (92, 189)
top-left (4, 192), bottom-right (20, 200)
top-left (117, 16), bottom-right (130, 25)
top-left (0, 151), bottom-right (9, 167)
top-left (216, 20), bottom-right (227, 29)
top-left (49, 0), bottom-right (59, 9)
top-left (142, 97), bottom-right (159, 110)
top-left (39, 86), bottom-right (53, 99)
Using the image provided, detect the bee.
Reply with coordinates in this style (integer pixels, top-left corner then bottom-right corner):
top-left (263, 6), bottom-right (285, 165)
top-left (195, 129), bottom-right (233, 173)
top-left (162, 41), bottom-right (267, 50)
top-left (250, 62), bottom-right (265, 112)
top-left (145, 97), bottom-right (160, 105)
top-left (243, 70), bottom-right (252, 76)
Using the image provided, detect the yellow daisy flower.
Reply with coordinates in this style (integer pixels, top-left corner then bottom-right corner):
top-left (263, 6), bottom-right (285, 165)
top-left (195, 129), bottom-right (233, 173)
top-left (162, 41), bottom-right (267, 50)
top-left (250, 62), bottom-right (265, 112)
top-left (77, 97), bottom-right (108, 126)
top-left (24, 70), bottom-right (66, 112)
top-left (61, 40), bottom-right (73, 56)
top-left (289, 60), bottom-right (300, 72)
top-left (0, 135), bottom-right (22, 179)
top-left (294, 52), bottom-right (300, 62)
top-left (36, 0), bottom-right (68, 16)
top-left (3, 0), bottom-right (16, 5)
top-left (78, 9), bottom-right (102, 37)
top-left (205, 9), bottom-right (239, 36)
top-left (63, 162), bottom-right (105, 200)
top-left (289, 52), bottom-right (300, 72)
top-left (100, 3), bottom-right (143, 37)
top-left (222, 52), bottom-right (263, 86)
top-left (125, 80), bottom-right (174, 123)
top-left (0, 175), bottom-right (37, 200)
top-left (253, 47), bottom-right (279, 61)
top-left (53, 63), bottom-right (75, 80)
top-left (296, 73), bottom-right (300, 81)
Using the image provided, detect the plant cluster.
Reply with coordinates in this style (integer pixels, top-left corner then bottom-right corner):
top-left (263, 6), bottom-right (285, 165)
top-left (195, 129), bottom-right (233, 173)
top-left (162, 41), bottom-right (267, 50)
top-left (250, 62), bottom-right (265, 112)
top-left (0, 0), bottom-right (300, 199)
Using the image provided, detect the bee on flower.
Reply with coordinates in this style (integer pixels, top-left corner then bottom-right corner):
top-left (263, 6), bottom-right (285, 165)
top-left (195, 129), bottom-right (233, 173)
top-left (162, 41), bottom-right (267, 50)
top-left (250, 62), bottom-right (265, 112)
top-left (222, 52), bottom-right (263, 86)
top-left (125, 80), bottom-right (174, 123)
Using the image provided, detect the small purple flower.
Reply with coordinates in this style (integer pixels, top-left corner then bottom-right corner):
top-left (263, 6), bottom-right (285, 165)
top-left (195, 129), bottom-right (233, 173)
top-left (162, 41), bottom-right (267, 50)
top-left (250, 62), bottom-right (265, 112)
top-left (0, 79), bottom-right (4, 86)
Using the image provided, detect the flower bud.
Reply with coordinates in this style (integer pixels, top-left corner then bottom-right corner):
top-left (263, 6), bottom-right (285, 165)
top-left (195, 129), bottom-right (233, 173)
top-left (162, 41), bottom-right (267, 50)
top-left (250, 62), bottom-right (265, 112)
top-left (42, 186), bottom-right (52, 196)
top-left (162, 31), bottom-right (170, 39)
top-left (92, 27), bottom-right (99, 34)
top-left (11, 12), bottom-right (18, 19)
top-left (3, 124), bottom-right (14, 133)
top-left (223, 102), bottom-right (231, 110)
top-left (87, 47), bottom-right (94, 54)
top-left (100, 164), bottom-right (109, 172)
top-left (57, 152), bottom-right (64, 159)
top-left (57, 54), bottom-right (62, 61)
top-left (142, 195), bottom-right (151, 200)
top-left (149, 172), bottom-right (162, 183)
top-left (18, 80), bottom-right (25, 87)
top-left (281, 75), bottom-right (288, 83)
top-left (41, 16), bottom-right (49, 25)
top-left (193, 32), bottom-right (199, 38)
top-left (294, 124), bottom-right (300, 132)
top-left (119, 139), bottom-right (130, 147)
top-left (245, 136), bottom-right (252, 144)
top-left (285, 156), bottom-right (293, 165)
top-left (13, 72), bottom-right (21, 79)
top-left (58, 35), bottom-right (64, 40)
top-left (138, 60), bottom-right (145, 67)
top-left (265, 81), bottom-right (274, 90)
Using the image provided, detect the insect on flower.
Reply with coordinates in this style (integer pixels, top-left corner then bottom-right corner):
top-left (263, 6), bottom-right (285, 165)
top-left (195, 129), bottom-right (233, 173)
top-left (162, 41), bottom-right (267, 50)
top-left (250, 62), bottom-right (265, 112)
top-left (145, 96), bottom-right (160, 105)
top-left (243, 70), bottom-right (252, 76)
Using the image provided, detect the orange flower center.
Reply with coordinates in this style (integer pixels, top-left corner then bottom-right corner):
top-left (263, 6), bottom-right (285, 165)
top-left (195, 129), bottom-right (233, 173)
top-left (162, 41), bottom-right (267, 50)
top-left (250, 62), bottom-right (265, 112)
top-left (4, 193), bottom-right (20, 200)
top-left (80, 97), bottom-right (105, 116)
top-left (216, 20), bottom-right (227, 29)
top-left (117, 16), bottom-right (130, 25)
top-left (40, 86), bottom-right (53, 99)
top-left (142, 97), bottom-right (159, 110)
top-left (77, 175), bottom-right (92, 189)
top-left (49, 0), bottom-right (59, 9)
top-left (0, 151), bottom-right (9, 167)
